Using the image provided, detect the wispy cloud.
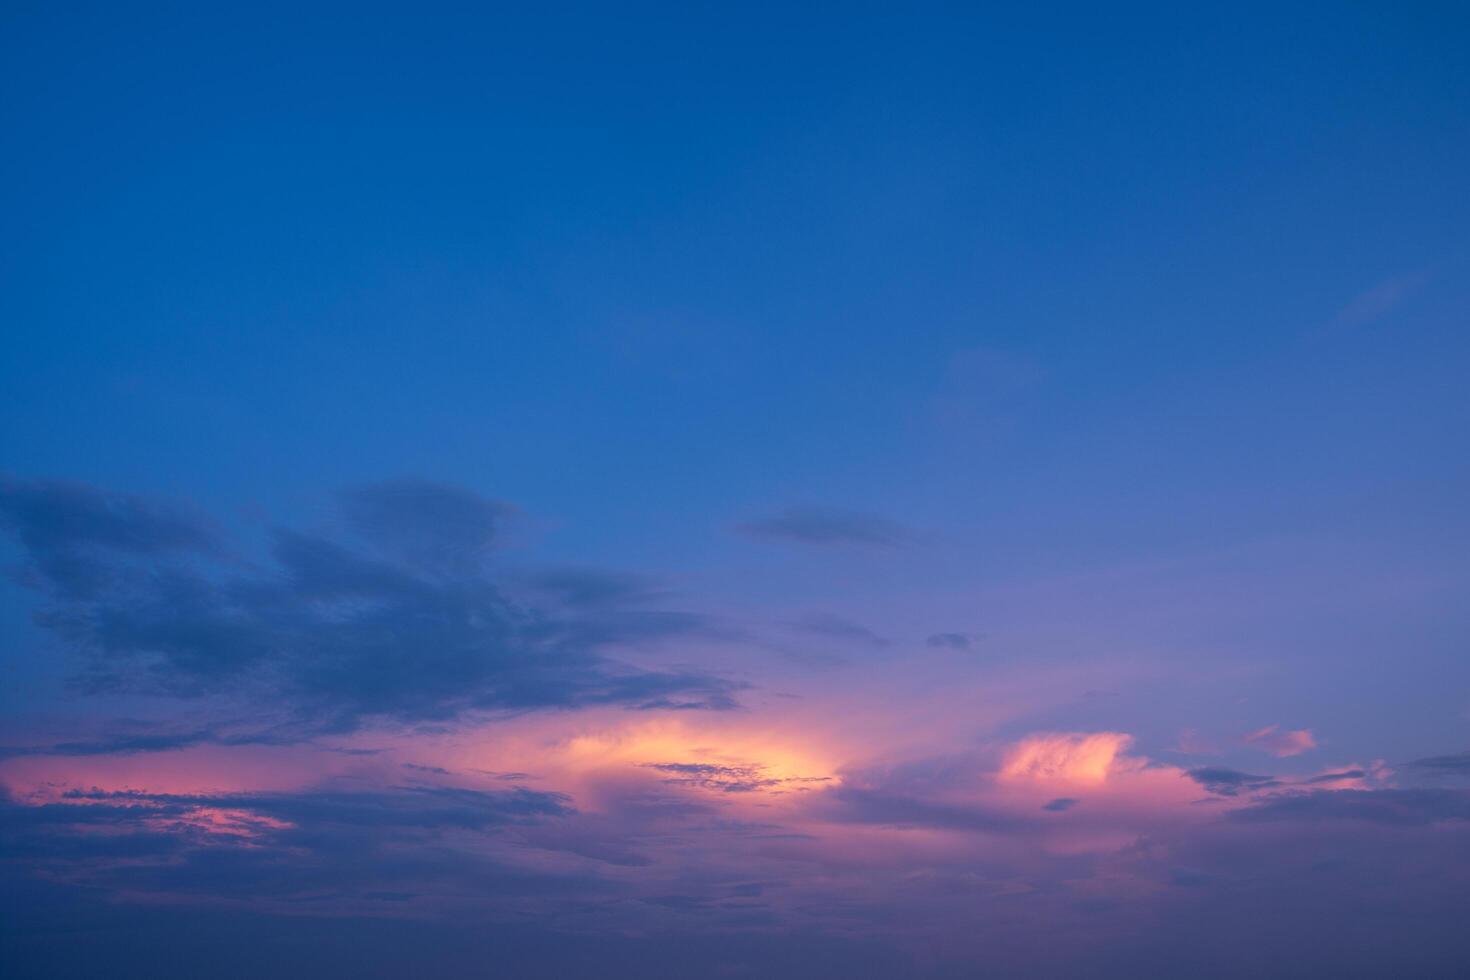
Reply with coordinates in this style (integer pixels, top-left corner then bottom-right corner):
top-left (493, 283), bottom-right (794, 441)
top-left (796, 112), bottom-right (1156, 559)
top-left (790, 613), bottom-right (890, 648)
top-left (1333, 268), bottom-right (1435, 328)
top-left (925, 632), bottom-right (977, 651)
top-left (736, 506), bottom-right (915, 548)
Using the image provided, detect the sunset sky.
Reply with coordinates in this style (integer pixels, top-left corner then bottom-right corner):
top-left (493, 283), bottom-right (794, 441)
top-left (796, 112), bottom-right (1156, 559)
top-left (3, 5), bottom-right (1469, 978)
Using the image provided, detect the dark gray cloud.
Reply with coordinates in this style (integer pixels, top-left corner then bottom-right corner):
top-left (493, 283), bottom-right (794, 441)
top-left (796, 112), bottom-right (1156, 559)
top-left (0, 478), bottom-right (742, 732)
top-left (0, 727), bottom-right (291, 759)
top-left (0, 475), bottom-right (218, 600)
top-left (1408, 751), bottom-right (1470, 776)
top-left (735, 507), bottom-right (914, 548)
top-left (1230, 788), bottom-right (1470, 826)
top-left (926, 632), bottom-right (975, 651)
top-left (1042, 797), bottom-right (1079, 812)
top-left (338, 479), bottom-right (505, 574)
top-left (1186, 767), bottom-right (1281, 797)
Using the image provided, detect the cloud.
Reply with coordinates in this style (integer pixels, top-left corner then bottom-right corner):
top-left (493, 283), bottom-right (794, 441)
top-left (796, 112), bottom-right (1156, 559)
top-left (1408, 751), bottom-right (1470, 776)
top-left (790, 613), bottom-right (889, 648)
top-left (1000, 732), bottom-right (1132, 785)
top-left (1230, 788), bottom-right (1470, 826)
top-left (518, 567), bottom-right (662, 607)
top-left (1173, 729), bottom-right (1218, 755)
top-left (0, 477), bottom-right (743, 733)
top-left (0, 475), bottom-right (219, 600)
top-left (642, 762), bottom-right (784, 793)
top-left (1243, 725), bottom-right (1317, 757)
top-left (0, 782), bottom-right (589, 915)
top-left (1301, 769), bottom-right (1366, 785)
top-left (338, 479), bottom-right (506, 572)
top-left (9, 737), bottom-right (1470, 979)
top-left (925, 632), bottom-right (975, 651)
top-left (1333, 268), bottom-right (1434, 328)
top-left (735, 507), bottom-right (915, 548)
top-left (0, 727), bottom-right (291, 759)
top-left (823, 786), bottom-right (1023, 832)
top-left (1186, 767), bottom-right (1281, 797)
top-left (930, 347), bottom-right (1045, 435)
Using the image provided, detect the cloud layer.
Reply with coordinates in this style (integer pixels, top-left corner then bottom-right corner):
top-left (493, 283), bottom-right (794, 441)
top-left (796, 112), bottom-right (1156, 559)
top-left (4, 477), bottom-right (1469, 979)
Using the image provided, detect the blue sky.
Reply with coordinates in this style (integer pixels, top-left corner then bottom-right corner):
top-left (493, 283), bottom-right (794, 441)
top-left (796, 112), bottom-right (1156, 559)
top-left (3, 5), bottom-right (1469, 978)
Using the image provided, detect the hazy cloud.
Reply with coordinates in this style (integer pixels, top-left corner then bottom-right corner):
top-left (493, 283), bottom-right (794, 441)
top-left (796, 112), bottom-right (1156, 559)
top-left (736, 507), bottom-right (914, 548)
top-left (1243, 725), bottom-right (1317, 758)
top-left (1333, 268), bottom-right (1434, 328)
top-left (791, 613), bottom-right (889, 648)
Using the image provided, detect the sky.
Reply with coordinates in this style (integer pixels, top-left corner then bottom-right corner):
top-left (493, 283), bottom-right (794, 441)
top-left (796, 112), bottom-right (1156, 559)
top-left (2, 4), bottom-right (1469, 978)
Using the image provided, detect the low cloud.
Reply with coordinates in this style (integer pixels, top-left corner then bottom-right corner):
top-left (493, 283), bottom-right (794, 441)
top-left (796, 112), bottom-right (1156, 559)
top-left (0, 782), bottom-right (586, 912)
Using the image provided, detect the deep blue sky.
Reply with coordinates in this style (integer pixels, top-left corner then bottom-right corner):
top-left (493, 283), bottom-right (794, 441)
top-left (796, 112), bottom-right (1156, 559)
top-left (3, 5), bottom-right (1469, 978)
top-left (6, 4), bottom-right (1465, 531)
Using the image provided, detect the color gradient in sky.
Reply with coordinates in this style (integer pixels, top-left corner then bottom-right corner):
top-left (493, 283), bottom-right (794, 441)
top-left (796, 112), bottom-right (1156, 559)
top-left (3, 5), bottom-right (1469, 978)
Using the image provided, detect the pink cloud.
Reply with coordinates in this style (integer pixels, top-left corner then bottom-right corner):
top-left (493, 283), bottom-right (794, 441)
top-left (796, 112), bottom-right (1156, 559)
top-left (999, 732), bottom-right (1133, 785)
top-left (1243, 725), bottom-right (1318, 757)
